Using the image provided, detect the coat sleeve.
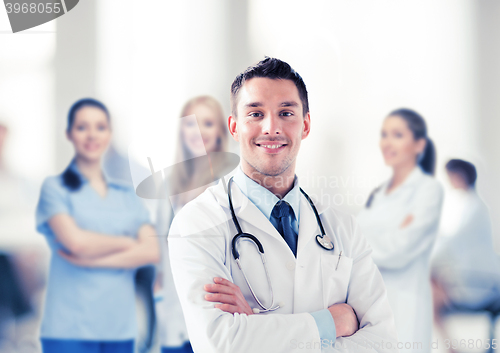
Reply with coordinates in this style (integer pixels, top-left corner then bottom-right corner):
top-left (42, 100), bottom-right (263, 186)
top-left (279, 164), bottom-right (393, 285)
top-left (168, 197), bottom-right (322, 353)
top-left (368, 180), bottom-right (444, 270)
top-left (323, 215), bottom-right (399, 353)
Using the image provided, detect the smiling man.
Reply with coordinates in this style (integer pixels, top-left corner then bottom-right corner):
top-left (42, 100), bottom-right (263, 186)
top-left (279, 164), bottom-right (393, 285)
top-left (167, 58), bottom-right (398, 353)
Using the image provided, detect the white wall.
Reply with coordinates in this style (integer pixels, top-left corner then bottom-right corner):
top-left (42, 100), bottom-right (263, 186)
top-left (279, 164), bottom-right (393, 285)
top-left (0, 11), bottom-right (56, 180)
top-left (96, 0), bottom-right (233, 176)
top-left (476, 0), bottom-right (500, 251)
top-left (248, 0), bottom-right (479, 216)
top-left (91, 0), bottom-right (497, 248)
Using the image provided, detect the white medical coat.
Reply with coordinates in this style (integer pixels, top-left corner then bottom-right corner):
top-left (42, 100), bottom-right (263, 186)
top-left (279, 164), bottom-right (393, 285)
top-left (168, 178), bottom-right (398, 353)
top-left (357, 167), bottom-right (444, 353)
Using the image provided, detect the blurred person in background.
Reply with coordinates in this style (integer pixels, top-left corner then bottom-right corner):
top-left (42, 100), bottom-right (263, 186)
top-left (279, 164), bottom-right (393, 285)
top-left (35, 98), bottom-right (159, 353)
top-left (103, 143), bottom-right (158, 353)
top-left (155, 96), bottom-right (228, 353)
top-left (0, 123), bottom-right (32, 350)
top-left (357, 108), bottom-right (444, 353)
top-left (431, 159), bottom-right (500, 347)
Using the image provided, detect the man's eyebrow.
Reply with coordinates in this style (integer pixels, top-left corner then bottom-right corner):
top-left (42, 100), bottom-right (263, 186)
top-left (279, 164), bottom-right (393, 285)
top-left (281, 101), bottom-right (299, 107)
top-left (244, 102), bottom-right (263, 109)
top-left (243, 101), bottom-right (300, 109)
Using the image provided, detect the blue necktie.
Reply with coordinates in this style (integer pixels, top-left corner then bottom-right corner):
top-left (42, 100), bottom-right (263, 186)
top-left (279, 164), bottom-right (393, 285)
top-left (271, 201), bottom-right (298, 257)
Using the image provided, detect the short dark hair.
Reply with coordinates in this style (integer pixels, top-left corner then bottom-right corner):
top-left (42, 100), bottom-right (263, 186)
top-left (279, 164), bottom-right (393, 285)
top-left (446, 159), bottom-right (477, 187)
top-left (230, 57), bottom-right (309, 117)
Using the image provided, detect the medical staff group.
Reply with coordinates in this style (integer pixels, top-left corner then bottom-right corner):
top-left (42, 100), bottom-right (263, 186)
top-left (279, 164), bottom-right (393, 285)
top-left (35, 58), bottom-right (500, 353)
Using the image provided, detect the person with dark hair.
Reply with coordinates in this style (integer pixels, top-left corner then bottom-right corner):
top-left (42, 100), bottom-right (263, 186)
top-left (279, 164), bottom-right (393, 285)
top-left (356, 108), bottom-right (444, 353)
top-left (445, 158), bottom-right (477, 189)
top-left (35, 98), bottom-right (160, 353)
top-left (167, 58), bottom-right (398, 353)
top-left (431, 159), bottom-right (500, 349)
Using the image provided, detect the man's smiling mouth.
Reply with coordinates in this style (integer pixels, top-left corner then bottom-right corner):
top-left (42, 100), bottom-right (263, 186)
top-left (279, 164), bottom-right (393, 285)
top-left (257, 144), bottom-right (284, 149)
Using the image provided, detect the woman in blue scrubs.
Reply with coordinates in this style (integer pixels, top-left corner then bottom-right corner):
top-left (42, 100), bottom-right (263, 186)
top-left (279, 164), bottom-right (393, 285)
top-left (36, 98), bottom-right (159, 353)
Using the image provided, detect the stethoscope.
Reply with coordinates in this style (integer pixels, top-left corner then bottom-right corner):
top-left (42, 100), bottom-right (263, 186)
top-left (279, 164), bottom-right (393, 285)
top-left (227, 176), bottom-right (334, 314)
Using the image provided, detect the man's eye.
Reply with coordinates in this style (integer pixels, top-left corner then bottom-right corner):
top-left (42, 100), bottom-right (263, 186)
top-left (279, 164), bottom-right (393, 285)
top-left (250, 112), bottom-right (262, 118)
top-left (280, 112), bottom-right (293, 117)
top-left (76, 125), bottom-right (86, 131)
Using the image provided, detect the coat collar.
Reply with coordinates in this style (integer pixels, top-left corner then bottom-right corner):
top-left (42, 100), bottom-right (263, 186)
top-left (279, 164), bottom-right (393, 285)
top-left (232, 167), bottom-right (301, 224)
top-left (380, 166), bottom-right (425, 195)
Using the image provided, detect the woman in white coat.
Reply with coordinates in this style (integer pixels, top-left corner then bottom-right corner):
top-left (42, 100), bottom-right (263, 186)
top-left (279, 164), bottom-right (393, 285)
top-left (156, 96), bottom-right (228, 353)
top-left (357, 108), bottom-right (444, 353)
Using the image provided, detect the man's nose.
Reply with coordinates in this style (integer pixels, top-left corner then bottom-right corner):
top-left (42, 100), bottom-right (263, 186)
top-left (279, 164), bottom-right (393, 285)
top-left (262, 113), bottom-right (282, 135)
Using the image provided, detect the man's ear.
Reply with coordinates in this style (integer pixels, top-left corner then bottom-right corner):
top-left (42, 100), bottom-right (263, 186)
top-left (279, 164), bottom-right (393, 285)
top-left (302, 112), bottom-right (311, 140)
top-left (66, 130), bottom-right (71, 142)
top-left (228, 115), bottom-right (239, 141)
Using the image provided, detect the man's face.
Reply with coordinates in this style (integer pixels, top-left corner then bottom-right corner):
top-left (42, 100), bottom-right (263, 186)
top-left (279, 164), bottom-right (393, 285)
top-left (228, 77), bottom-right (310, 179)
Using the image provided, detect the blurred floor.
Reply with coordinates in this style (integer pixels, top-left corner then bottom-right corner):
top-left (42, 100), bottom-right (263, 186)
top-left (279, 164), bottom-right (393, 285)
top-left (433, 313), bottom-right (500, 353)
top-left (0, 289), bottom-right (44, 353)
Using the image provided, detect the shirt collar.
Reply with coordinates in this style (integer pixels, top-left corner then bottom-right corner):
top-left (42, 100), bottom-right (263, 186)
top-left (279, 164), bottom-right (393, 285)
top-left (381, 166), bottom-right (425, 194)
top-left (233, 167), bottom-right (300, 221)
top-left (68, 158), bottom-right (127, 189)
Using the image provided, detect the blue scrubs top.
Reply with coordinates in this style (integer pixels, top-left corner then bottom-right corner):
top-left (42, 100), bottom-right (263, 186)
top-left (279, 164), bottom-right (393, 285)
top-left (35, 160), bottom-right (151, 340)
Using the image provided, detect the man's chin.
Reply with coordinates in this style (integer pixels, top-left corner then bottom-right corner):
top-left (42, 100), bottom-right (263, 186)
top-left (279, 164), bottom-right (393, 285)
top-left (254, 163), bottom-right (291, 177)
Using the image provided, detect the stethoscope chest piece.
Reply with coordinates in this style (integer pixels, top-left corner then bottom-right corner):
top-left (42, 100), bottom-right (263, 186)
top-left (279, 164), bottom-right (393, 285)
top-left (316, 235), bottom-right (334, 251)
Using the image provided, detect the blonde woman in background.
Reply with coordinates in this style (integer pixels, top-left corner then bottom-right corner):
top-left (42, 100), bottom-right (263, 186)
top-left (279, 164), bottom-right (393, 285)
top-left (156, 96), bottom-right (228, 353)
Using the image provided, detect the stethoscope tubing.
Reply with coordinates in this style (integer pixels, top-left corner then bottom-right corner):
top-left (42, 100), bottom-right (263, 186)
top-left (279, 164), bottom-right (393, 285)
top-left (226, 176), bottom-right (334, 313)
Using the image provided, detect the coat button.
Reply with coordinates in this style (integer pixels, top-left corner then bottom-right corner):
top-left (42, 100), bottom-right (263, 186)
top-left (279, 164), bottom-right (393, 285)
top-left (286, 261), bottom-right (296, 271)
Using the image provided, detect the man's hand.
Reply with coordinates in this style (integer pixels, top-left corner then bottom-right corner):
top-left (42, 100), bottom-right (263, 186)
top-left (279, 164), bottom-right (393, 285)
top-left (328, 303), bottom-right (359, 338)
top-left (204, 277), bottom-right (254, 316)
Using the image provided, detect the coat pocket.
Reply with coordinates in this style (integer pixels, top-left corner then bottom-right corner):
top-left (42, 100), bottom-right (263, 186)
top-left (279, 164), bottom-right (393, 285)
top-left (321, 251), bottom-right (353, 307)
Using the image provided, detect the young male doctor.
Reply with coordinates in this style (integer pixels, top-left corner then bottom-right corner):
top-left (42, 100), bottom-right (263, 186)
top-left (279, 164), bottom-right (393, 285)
top-left (167, 58), bottom-right (398, 353)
